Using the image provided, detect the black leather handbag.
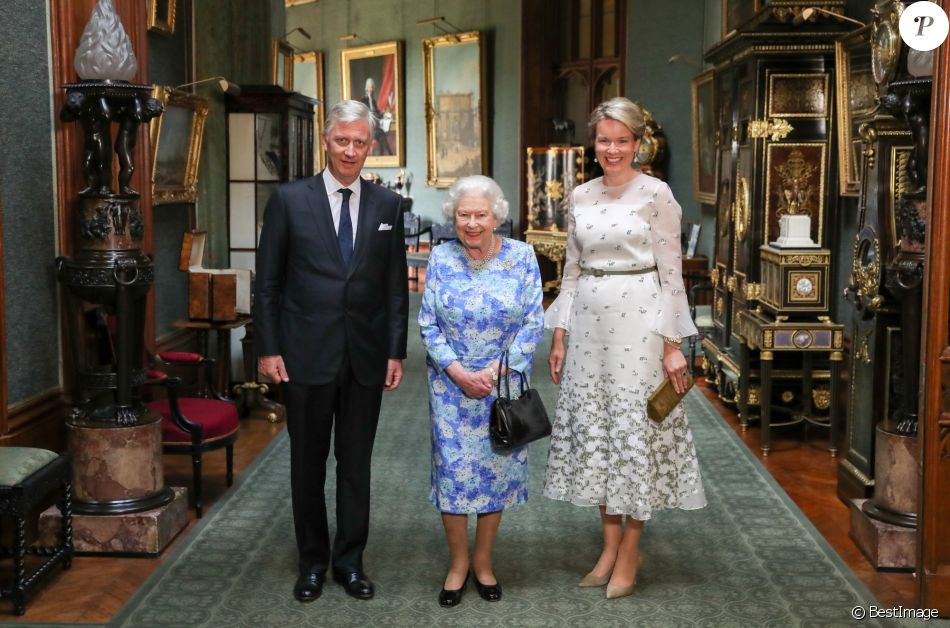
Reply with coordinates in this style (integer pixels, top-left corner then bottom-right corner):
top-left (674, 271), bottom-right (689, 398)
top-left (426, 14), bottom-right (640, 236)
top-left (489, 351), bottom-right (551, 450)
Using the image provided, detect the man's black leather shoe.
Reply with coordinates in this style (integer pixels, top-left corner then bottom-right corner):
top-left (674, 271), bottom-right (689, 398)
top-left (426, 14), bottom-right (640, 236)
top-left (333, 570), bottom-right (374, 600)
top-left (293, 571), bottom-right (325, 603)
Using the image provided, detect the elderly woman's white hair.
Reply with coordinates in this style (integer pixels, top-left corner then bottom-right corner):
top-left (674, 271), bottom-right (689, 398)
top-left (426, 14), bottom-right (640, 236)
top-left (324, 99), bottom-right (377, 137)
top-left (441, 175), bottom-right (510, 223)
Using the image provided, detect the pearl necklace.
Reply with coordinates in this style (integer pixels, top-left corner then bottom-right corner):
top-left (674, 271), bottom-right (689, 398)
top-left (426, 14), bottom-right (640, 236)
top-left (463, 235), bottom-right (496, 271)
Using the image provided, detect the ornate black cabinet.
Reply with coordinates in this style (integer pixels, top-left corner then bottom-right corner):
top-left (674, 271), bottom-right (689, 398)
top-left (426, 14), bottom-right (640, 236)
top-left (701, 4), bottom-right (849, 412)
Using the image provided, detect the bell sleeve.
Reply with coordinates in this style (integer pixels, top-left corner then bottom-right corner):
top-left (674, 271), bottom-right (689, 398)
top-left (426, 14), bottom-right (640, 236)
top-left (418, 247), bottom-right (460, 372)
top-left (649, 181), bottom-right (699, 340)
top-left (543, 192), bottom-right (581, 331)
top-left (507, 245), bottom-right (545, 376)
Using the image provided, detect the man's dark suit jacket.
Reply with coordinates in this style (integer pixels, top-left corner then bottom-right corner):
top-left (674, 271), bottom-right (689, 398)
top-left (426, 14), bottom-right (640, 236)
top-left (254, 173), bottom-right (408, 387)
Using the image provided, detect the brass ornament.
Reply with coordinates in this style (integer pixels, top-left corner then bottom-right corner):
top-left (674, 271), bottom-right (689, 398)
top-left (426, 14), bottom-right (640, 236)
top-left (545, 179), bottom-right (564, 201)
top-left (744, 282), bottom-right (762, 301)
top-left (851, 232), bottom-right (881, 301)
top-left (726, 275), bottom-right (737, 292)
top-left (734, 176), bottom-right (751, 241)
top-left (710, 267), bottom-right (720, 287)
top-left (715, 295), bottom-right (725, 318)
top-left (781, 390), bottom-right (795, 403)
top-left (749, 117), bottom-right (794, 141)
top-left (812, 387), bottom-right (831, 410)
top-left (747, 385), bottom-right (760, 407)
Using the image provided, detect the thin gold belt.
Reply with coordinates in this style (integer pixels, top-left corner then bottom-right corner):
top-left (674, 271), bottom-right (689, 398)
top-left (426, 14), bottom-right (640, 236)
top-left (581, 266), bottom-right (656, 277)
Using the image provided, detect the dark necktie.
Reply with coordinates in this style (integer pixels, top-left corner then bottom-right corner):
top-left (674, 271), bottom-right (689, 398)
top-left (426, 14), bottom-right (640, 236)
top-left (338, 188), bottom-right (354, 267)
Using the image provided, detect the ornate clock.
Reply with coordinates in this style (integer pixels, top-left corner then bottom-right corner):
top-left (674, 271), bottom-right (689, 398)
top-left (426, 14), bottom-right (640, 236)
top-left (871, 0), bottom-right (903, 86)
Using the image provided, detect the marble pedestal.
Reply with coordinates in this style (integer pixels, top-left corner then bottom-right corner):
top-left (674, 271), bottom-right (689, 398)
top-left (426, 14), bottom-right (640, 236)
top-left (849, 498), bottom-right (916, 570)
top-left (39, 487), bottom-right (188, 555)
top-left (848, 428), bottom-right (918, 570)
top-left (48, 413), bottom-right (188, 554)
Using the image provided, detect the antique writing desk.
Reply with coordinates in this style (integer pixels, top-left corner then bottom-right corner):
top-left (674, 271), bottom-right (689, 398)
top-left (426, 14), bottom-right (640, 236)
top-left (735, 309), bottom-right (844, 456)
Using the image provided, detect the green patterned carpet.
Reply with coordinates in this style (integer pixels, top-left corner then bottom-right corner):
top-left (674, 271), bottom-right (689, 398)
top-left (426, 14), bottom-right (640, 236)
top-left (93, 296), bottom-right (897, 628)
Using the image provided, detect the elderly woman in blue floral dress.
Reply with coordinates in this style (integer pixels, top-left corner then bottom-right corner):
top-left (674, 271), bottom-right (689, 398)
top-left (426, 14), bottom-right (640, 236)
top-left (419, 175), bottom-right (544, 608)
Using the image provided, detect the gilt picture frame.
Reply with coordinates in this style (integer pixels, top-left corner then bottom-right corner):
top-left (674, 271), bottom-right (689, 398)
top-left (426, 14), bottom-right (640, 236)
top-left (273, 39), bottom-right (295, 91)
top-left (149, 86), bottom-right (209, 205)
top-left (340, 41), bottom-right (404, 167)
top-left (691, 70), bottom-right (717, 204)
top-left (422, 31), bottom-right (488, 187)
top-left (294, 51), bottom-right (326, 173)
top-left (147, 0), bottom-right (176, 36)
top-left (836, 25), bottom-right (875, 197)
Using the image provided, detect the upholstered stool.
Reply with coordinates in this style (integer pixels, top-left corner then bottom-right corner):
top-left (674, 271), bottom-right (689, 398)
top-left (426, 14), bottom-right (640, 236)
top-left (0, 449), bottom-right (73, 615)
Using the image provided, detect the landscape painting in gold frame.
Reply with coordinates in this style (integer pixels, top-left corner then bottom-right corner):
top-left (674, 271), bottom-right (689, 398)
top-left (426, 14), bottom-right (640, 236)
top-left (423, 31), bottom-right (487, 187)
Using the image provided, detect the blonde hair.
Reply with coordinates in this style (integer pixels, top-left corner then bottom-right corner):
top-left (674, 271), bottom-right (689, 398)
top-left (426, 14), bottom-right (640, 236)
top-left (588, 97), bottom-right (645, 140)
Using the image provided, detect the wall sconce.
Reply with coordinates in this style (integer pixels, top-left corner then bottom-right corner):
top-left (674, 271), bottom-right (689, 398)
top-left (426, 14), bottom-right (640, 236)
top-left (416, 16), bottom-right (462, 34)
top-left (793, 7), bottom-right (866, 27)
top-left (175, 76), bottom-right (242, 97)
top-left (667, 54), bottom-right (701, 68)
top-left (339, 33), bottom-right (369, 44)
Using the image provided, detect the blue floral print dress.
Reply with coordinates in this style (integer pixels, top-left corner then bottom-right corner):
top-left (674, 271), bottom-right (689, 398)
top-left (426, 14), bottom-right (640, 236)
top-left (419, 238), bottom-right (544, 514)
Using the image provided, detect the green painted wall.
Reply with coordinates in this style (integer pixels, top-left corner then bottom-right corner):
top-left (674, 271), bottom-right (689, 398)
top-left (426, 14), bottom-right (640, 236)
top-left (0, 2), bottom-right (61, 404)
top-left (627, 0), bottom-right (712, 259)
top-left (286, 0), bottom-right (522, 229)
top-left (193, 0), bottom-right (284, 271)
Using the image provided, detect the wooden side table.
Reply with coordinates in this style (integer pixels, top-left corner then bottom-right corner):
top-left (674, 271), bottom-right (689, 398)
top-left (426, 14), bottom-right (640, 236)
top-left (735, 310), bottom-right (844, 456)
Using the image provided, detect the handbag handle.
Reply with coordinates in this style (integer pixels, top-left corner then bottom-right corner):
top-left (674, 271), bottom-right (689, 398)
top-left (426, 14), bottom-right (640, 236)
top-left (495, 350), bottom-right (526, 400)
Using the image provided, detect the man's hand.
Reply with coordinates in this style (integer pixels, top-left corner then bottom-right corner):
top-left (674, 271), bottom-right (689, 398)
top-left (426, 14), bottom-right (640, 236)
top-left (258, 355), bottom-right (289, 384)
top-left (384, 359), bottom-right (403, 392)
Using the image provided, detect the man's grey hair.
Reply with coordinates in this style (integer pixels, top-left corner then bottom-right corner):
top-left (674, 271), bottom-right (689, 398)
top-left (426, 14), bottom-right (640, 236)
top-left (324, 99), bottom-right (377, 138)
top-left (364, 77), bottom-right (375, 91)
top-left (441, 175), bottom-right (510, 223)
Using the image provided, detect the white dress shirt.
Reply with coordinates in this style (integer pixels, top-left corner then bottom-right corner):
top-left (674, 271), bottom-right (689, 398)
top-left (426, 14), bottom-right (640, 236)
top-left (323, 169), bottom-right (361, 245)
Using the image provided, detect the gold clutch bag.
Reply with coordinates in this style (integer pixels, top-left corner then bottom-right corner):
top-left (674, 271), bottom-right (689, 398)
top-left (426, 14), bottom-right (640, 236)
top-left (647, 373), bottom-right (694, 423)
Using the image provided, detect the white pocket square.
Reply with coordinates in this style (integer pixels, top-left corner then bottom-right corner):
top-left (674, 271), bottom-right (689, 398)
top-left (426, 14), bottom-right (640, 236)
top-left (378, 223), bottom-right (393, 231)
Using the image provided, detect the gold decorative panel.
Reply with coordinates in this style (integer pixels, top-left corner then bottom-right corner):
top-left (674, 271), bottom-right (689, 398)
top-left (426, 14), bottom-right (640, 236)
top-left (764, 143), bottom-right (827, 245)
top-left (767, 73), bottom-right (830, 118)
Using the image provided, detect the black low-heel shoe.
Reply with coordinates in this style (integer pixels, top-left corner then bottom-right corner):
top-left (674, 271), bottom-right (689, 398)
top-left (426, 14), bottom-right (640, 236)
top-left (473, 574), bottom-right (502, 601)
top-left (439, 572), bottom-right (469, 607)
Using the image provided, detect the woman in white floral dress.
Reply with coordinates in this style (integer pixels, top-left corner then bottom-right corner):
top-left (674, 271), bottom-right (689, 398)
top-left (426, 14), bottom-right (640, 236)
top-left (544, 97), bottom-right (706, 599)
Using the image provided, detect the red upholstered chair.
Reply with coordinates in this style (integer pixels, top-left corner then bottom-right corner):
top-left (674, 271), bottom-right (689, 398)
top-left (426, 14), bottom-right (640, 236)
top-left (147, 352), bottom-right (240, 518)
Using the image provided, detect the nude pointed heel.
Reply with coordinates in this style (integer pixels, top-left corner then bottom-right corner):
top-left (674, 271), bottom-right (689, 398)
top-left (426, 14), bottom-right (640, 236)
top-left (605, 580), bottom-right (636, 599)
top-left (578, 571), bottom-right (610, 587)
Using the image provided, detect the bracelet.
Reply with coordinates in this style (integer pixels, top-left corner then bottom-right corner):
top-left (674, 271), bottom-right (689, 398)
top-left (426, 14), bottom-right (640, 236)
top-left (487, 367), bottom-right (498, 380)
top-left (662, 335), bottom-right (682, 346)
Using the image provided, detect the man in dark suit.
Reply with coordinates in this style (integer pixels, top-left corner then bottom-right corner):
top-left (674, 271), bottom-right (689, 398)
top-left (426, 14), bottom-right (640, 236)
top-left (255, 100), bottom-right (408, 603)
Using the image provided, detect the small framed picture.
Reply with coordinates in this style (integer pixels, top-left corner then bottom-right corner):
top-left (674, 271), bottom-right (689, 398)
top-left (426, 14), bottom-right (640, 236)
top-left (147, 0), bottom-right (176, 36)
top-left (149, 86), bottom-right (209, 204)
top-left (273, 39), bottom-right (295, 91)
top-left (686, 223), bottom-right (702, 258)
